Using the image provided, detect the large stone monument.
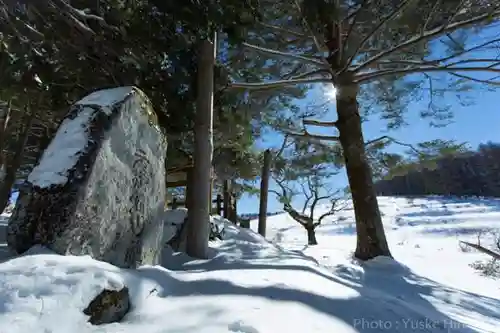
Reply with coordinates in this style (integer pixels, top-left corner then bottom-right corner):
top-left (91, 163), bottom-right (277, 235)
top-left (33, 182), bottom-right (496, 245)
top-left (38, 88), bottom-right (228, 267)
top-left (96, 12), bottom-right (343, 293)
top-left (7, 87), bottom-right (167, 268)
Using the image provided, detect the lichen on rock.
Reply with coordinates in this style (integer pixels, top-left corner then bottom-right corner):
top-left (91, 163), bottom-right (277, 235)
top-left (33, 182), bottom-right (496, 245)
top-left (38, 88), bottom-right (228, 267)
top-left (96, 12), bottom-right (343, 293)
top-left (7, 87), bottom-right (167, 268)
top-left (84, 287), bottom-right (131, 325)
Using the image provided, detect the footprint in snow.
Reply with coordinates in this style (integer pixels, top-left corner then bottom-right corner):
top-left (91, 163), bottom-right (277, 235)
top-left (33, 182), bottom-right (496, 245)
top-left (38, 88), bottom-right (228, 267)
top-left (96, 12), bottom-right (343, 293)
top-left (228, 320), bottom-right (260, 333)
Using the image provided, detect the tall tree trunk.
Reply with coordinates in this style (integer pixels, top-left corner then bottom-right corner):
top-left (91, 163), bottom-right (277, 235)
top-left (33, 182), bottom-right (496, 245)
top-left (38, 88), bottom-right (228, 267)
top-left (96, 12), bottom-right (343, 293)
top-left (258, 149), bottom-right (271, 237)
top-left (186, 35), bottom-right (216, 259)
top-left (335, 83), bottom-right (392, 260)
top-left (305, 225), bottom-right (318, 246)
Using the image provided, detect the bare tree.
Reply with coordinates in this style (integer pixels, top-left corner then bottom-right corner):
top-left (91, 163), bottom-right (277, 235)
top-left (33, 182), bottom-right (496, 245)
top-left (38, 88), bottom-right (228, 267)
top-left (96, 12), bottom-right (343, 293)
top-left (272, 172), bottom-right (346, 245)
top-left (269, 134), bottom-right (346, 245)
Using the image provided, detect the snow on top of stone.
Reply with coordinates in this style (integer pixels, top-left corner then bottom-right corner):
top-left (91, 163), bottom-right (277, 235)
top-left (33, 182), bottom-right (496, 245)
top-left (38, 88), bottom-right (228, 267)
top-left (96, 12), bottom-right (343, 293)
top-left (76, 86), bottom-right (135, 115)
top-left (27, 107), bottom-right (95, 188)
top-left (27, 87), bottom-right (136, 189)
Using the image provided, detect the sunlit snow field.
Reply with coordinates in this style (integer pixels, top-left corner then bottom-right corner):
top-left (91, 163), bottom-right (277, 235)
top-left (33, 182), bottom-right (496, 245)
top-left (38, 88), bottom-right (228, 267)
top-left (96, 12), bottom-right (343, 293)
top-left (1, 195), bottom-right (499, 333)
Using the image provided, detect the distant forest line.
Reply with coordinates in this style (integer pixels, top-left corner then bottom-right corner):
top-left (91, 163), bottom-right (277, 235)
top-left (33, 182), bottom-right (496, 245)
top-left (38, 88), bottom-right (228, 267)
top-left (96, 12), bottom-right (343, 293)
top-left (375, 142), bottom-right (500, 198)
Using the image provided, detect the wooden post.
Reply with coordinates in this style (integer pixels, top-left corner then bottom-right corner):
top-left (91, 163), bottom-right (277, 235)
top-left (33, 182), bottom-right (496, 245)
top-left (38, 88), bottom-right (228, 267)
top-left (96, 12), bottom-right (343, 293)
top-left (209, 175), bottom-right (214, 211)
top-left (186, 35), bottom-right (216, 259)
top-left (258, 149), bottom-right (271, 237)
top-left (223, 179), bottom-right (231, 219)
top-left (229, 194), bottom-right (238, 224)
top-left (240, 218), bottom-right (250, 229)
top-left (186, 169), bottom-right (194, 212)
top-left (216, 194), bottom-right (222, 215)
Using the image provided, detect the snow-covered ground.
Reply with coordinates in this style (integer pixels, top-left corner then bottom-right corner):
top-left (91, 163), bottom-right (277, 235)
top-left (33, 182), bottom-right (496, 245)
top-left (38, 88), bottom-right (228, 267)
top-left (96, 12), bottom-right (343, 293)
top-left (1, 196), bottom-right (500, 332)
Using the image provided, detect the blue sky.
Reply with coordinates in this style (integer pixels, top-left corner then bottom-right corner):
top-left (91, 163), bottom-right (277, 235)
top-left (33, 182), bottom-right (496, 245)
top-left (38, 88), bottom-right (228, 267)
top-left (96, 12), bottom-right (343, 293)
top-left (238, 24), bottom-right (500, 215)
top-left (238, 84), bottom-right (500, 214)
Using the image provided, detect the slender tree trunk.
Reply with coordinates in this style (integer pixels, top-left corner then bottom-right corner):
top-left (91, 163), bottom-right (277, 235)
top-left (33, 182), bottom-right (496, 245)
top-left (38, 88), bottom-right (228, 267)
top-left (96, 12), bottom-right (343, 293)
top-left (229, 194), bottom-right (238, 224)
top-left (186, 35), bottom-right (216, 259)
top-left (258, 149), bottom-right (271, 237)
top-left (223, 179), bottom-right (230, 219)
top-left (335, 83), bottom-right (392, 260)
top-left (305, 225), bottom-right (318, 246)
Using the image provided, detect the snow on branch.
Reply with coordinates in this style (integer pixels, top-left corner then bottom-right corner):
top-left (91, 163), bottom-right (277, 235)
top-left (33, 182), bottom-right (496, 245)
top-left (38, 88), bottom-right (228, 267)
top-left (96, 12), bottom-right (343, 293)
top-left (257, 22), bottom-right (307, 38)
top-left (285, 130), bottom-right (340, 142)
top-left (242, 42), bottom-right (329, 67)
top-left (53, 0), bottom-right (120, 34)
top-left (354, 64), bottom-right (500, 83)
top-left (284, 117), bottom-right (339, 142)
top-left (303, 119), bottom-right (337, 127)
top-left (352, 8), bottom-right (500, 73)
top-left (230, 77), bottom-right (331, 90)
top-left (460, 241), bottom-right (500, 260)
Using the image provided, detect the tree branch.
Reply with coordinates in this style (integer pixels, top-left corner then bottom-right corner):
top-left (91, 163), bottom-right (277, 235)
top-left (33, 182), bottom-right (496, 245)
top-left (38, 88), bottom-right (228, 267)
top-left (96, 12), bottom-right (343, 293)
top-left (449, 72), bottom-right (500, 86)
top-left (293, 0), bottom-right (329, 59)
top-left (285, 130), bottom-right (340, 142)
top-left (284, 203), bottom-right (311, 226)
top-left (342, 0), bottom-right (416, 73)
top-left (51, 0), bottom-right (120, 35)
top-left (315, 193), bottom-right (347, 227)
top-left (460, 241), bottom-right (500, 260)
top-left (274, 134), bottom-right (292, 160)
top-left (303, 119), bottom-right (338, 127)
top-left (271, 176), bottom-right (293, 205)
top-left (287, 69), bottom-right (332, 81)
top-left (341, 0), bottom-right (371, 61)
top-left (365, 135), bottom-right (421, 155)
top-left (301, 182), bottom-right (313, 214)
top-left (355, 65), bottom-right (500, 83)
top-left (422, 0), bottom-right (442, 33)
top-left (230, 77), bottom-right (331, 90)
top-left (432, 37), bottom-right (500, 64)
top-left (258, 22), bottom-right (307, 38)
top-left (242, 42), bottom-right (329, 67)
top-left (353, 9), bottom-right (500, 73)
top-left (376, 58), bottom-right (500, 67)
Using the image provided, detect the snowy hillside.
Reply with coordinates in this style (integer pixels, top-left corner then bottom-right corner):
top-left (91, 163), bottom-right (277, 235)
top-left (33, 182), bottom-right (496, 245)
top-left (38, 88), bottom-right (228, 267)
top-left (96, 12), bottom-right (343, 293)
top-left (1, 196), bottom-right (500, 332)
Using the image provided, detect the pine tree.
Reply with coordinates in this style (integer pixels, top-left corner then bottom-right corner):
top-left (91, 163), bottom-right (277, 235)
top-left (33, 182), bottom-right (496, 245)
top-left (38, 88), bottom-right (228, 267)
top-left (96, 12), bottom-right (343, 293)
top-left (230, 0), bottom-right (500, 260)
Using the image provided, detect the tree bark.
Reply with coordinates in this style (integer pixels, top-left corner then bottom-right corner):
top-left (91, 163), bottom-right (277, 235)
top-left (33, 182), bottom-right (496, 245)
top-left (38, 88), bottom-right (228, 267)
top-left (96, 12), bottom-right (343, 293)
top-left (335, 82), bottom-right (392, 260)
top-left (258, 149), bottom-right (271, 237)
top-left (305, 225), bottom-right (318, 246)
top-left (186, 35), bottom-right (216, 259)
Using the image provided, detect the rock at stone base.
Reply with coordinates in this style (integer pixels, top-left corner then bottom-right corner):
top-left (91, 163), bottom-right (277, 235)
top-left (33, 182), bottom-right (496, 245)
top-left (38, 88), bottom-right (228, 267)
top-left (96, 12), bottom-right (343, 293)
top-left (84, 287), bottom-right (131, 325)
top-left (7, 86), bottom-right (167, 268)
